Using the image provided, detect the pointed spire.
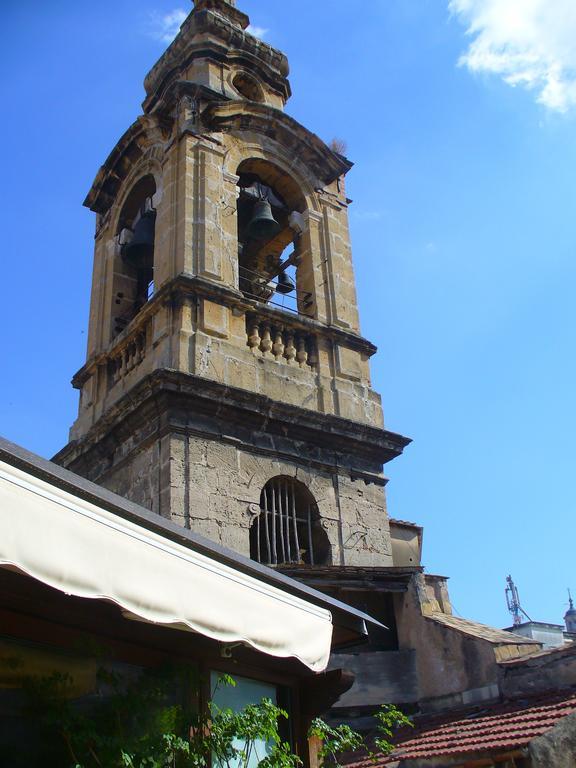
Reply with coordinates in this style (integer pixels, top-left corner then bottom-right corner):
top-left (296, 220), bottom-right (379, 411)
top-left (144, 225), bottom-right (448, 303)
top-left (565, 588), bottom-right (576, 634)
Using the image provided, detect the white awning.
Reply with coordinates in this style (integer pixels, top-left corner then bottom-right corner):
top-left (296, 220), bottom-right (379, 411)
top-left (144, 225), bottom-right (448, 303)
top-left (0, 460), bottom-right (332, 672)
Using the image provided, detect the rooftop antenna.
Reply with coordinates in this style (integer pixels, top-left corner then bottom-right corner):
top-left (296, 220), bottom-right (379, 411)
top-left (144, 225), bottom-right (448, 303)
top-left (505, 575), bottom-right (532, 626)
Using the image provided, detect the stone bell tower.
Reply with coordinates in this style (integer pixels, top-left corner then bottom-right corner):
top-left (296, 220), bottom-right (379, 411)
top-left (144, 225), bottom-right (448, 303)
top-left (55, 0), bottom-right (410, 567)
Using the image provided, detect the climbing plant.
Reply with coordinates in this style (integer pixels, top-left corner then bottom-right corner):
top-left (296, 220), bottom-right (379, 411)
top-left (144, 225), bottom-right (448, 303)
top-left (15, 666), bottom-right (409, 768)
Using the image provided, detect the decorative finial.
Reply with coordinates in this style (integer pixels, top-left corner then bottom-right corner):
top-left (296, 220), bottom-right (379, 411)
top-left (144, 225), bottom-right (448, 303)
top-left (569, 588), bottom-right (574, 611)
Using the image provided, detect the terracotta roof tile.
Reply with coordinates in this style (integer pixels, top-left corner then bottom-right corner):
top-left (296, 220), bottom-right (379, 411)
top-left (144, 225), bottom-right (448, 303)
top-left (344, 691), bottom-right (576, 766)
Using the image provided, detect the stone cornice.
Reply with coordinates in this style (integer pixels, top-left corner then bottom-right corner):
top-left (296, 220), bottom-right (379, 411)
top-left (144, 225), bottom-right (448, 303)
top-left (83, 117), bottom-right (172, 214)
top-left (202, 101), bottom-right (353, 185)
top-left (58, 368), bottom-right (412, 470)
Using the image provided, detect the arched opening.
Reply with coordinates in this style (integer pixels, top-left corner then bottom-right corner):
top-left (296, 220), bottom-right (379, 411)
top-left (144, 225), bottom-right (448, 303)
top-left (111, 175), bottom-right (157, 338)
top-left (249, 477), bottom-right (330, 566)
top-left (232, 71), bottom-right (264, 102)
top-left (236, 159), bottom-right (312, 317)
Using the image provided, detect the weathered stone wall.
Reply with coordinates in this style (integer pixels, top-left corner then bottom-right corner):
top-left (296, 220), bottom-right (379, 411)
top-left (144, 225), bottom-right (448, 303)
top-left (81, 423), bottom-right (393, 567)
top-left (99, 439), bottom-right (166, 516)
top-left (393, 577), bottom-right (518, 712)
top-left (165, 433), bottom-right (392, 566)
top-left (500, 645), bottom-right (576, 699)
top-left (328, 650), bottom-right (418, 709)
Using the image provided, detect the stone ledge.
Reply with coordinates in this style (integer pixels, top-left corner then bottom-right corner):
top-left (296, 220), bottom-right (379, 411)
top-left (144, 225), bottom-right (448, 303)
top-left (57, 368), bottom-right (411, 470)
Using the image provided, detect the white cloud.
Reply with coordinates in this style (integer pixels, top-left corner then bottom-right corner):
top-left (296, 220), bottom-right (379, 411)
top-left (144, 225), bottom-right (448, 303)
top-left (449, 0), bottom-right (576, 112)
top-left (247, 24), bottom-right (268, 39)
top-left (149, 8), bottom-right (187, 44)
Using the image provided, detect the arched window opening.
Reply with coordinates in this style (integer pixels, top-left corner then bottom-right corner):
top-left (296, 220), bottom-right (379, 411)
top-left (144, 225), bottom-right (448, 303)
top-left (236, 160), bottom-right (313, 317)
top-left (249, 477), bottom-right (330, 566)
top-left (112, 175), bottom-right (157, 338)
top-left (232, 72), bottom-right (264, 102)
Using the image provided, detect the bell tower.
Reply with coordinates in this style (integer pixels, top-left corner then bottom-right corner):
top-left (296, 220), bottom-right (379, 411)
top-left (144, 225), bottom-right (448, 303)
top-left (55, 0), bottom-right (410, 567)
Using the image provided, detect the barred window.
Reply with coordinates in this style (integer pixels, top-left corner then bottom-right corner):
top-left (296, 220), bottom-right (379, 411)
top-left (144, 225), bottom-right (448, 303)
top-left (250, 477), bottom-right (330, 566)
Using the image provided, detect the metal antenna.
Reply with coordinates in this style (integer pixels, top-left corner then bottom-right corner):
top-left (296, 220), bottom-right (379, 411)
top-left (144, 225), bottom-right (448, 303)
top-left (505, 575), bottom-right (532, 626)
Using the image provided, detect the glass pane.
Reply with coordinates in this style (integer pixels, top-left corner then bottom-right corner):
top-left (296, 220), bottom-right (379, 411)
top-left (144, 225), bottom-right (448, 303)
top-left (210, 672), bottom-right (277, 768)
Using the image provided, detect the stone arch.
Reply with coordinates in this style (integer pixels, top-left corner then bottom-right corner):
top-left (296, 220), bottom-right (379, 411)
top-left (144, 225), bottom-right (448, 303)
top-left (249, 476), bottom-right (331, 566)
top-left (109, 170), bottom-right (160, 339)
top-left (227, 142), bottom-right (320, 213)
top-left (232, 154), bottom-right (319, 316)
top-left (110, 151), bottom-right (164, 236)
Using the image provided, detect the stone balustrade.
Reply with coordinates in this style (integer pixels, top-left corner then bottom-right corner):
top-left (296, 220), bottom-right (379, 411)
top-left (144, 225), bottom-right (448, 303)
top-left (246, 314), bottom-right (317, 368)
top-left (107, 326), bottom-right (148, 389)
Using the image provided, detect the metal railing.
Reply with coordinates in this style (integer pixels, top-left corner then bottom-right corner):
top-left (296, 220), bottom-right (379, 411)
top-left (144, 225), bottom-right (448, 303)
top-left (238, 263), bottom-right (313, 315)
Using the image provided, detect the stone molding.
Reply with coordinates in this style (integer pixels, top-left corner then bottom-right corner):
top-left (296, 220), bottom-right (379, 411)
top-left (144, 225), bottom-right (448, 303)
top-left (143, 9), bottom-right (290, 113)
top-left (203, 101), bottom-right (352, 186)
top-left (58, 368), bottom-right (410, 470)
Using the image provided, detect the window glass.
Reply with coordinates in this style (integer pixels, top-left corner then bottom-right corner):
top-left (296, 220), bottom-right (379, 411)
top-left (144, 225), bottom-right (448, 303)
top-left (210, 672), bottom-right (277, 768)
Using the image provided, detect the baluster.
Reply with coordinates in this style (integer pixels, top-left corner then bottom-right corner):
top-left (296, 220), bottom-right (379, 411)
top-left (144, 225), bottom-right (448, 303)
top-left (120, 350), bottom-right (127, 379)
top-left (296, 336), bottom-right (308, 367)
top-left (284, 333), bottom-right (296, 364)
top-left (260, 325), bottom-right (273, 356)
top-left (272, 329), bottom-right (285, 360)
top-left (247, 322), bottom-right (261, 355)
top-left (138, 332), bottom-right (146, 363)
top-left (307, 338), bottom-right (318, 368)
top-left (127, 343), bottom-right (134, 372)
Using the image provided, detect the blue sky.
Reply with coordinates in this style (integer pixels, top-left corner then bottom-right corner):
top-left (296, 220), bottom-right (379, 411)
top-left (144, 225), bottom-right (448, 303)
top-left (1, 0), bottom-right (575, 630)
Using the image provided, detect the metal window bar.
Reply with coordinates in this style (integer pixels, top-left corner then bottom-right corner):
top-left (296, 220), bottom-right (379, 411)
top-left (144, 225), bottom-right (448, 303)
top-left (272, 481), bottom-right (278, 563)
top-left (283, 481), bottom-right (291, 563)
top-left (263, 485), bottom-right (271, 565)
top-left (257, 479), bottom-right (315, 565)
top-left (255, 504), bottom-right (261, 563)
top-left (307, 503), bottom-right (314, 566)
top-left (290, 486), bottom-right (300, 562)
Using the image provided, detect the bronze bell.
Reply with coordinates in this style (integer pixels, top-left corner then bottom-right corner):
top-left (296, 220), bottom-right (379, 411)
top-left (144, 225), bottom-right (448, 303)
top-left (122, 210), bottom-right (156, 269)
top-left (246, 200), bottom-right (281, 241)
top-left (276, 270), bottom-right (295, 294)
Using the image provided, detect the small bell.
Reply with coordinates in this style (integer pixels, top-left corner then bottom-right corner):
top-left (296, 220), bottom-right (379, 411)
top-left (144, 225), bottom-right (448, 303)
top-left (246, 200), bottom-right (281, 241)
top-left (276, 270), bottom-right (295, 294)
top-left (122, 210), bottom-right (156, 269)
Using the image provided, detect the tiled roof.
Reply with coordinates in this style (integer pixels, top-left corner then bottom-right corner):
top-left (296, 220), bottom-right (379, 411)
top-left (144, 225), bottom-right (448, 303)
top-left (498, 640), bottom-right (576, 666)
top-left (346, 691), bottom-right (576, 766)
top-left (429, 613), bottom-right (541, 645)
